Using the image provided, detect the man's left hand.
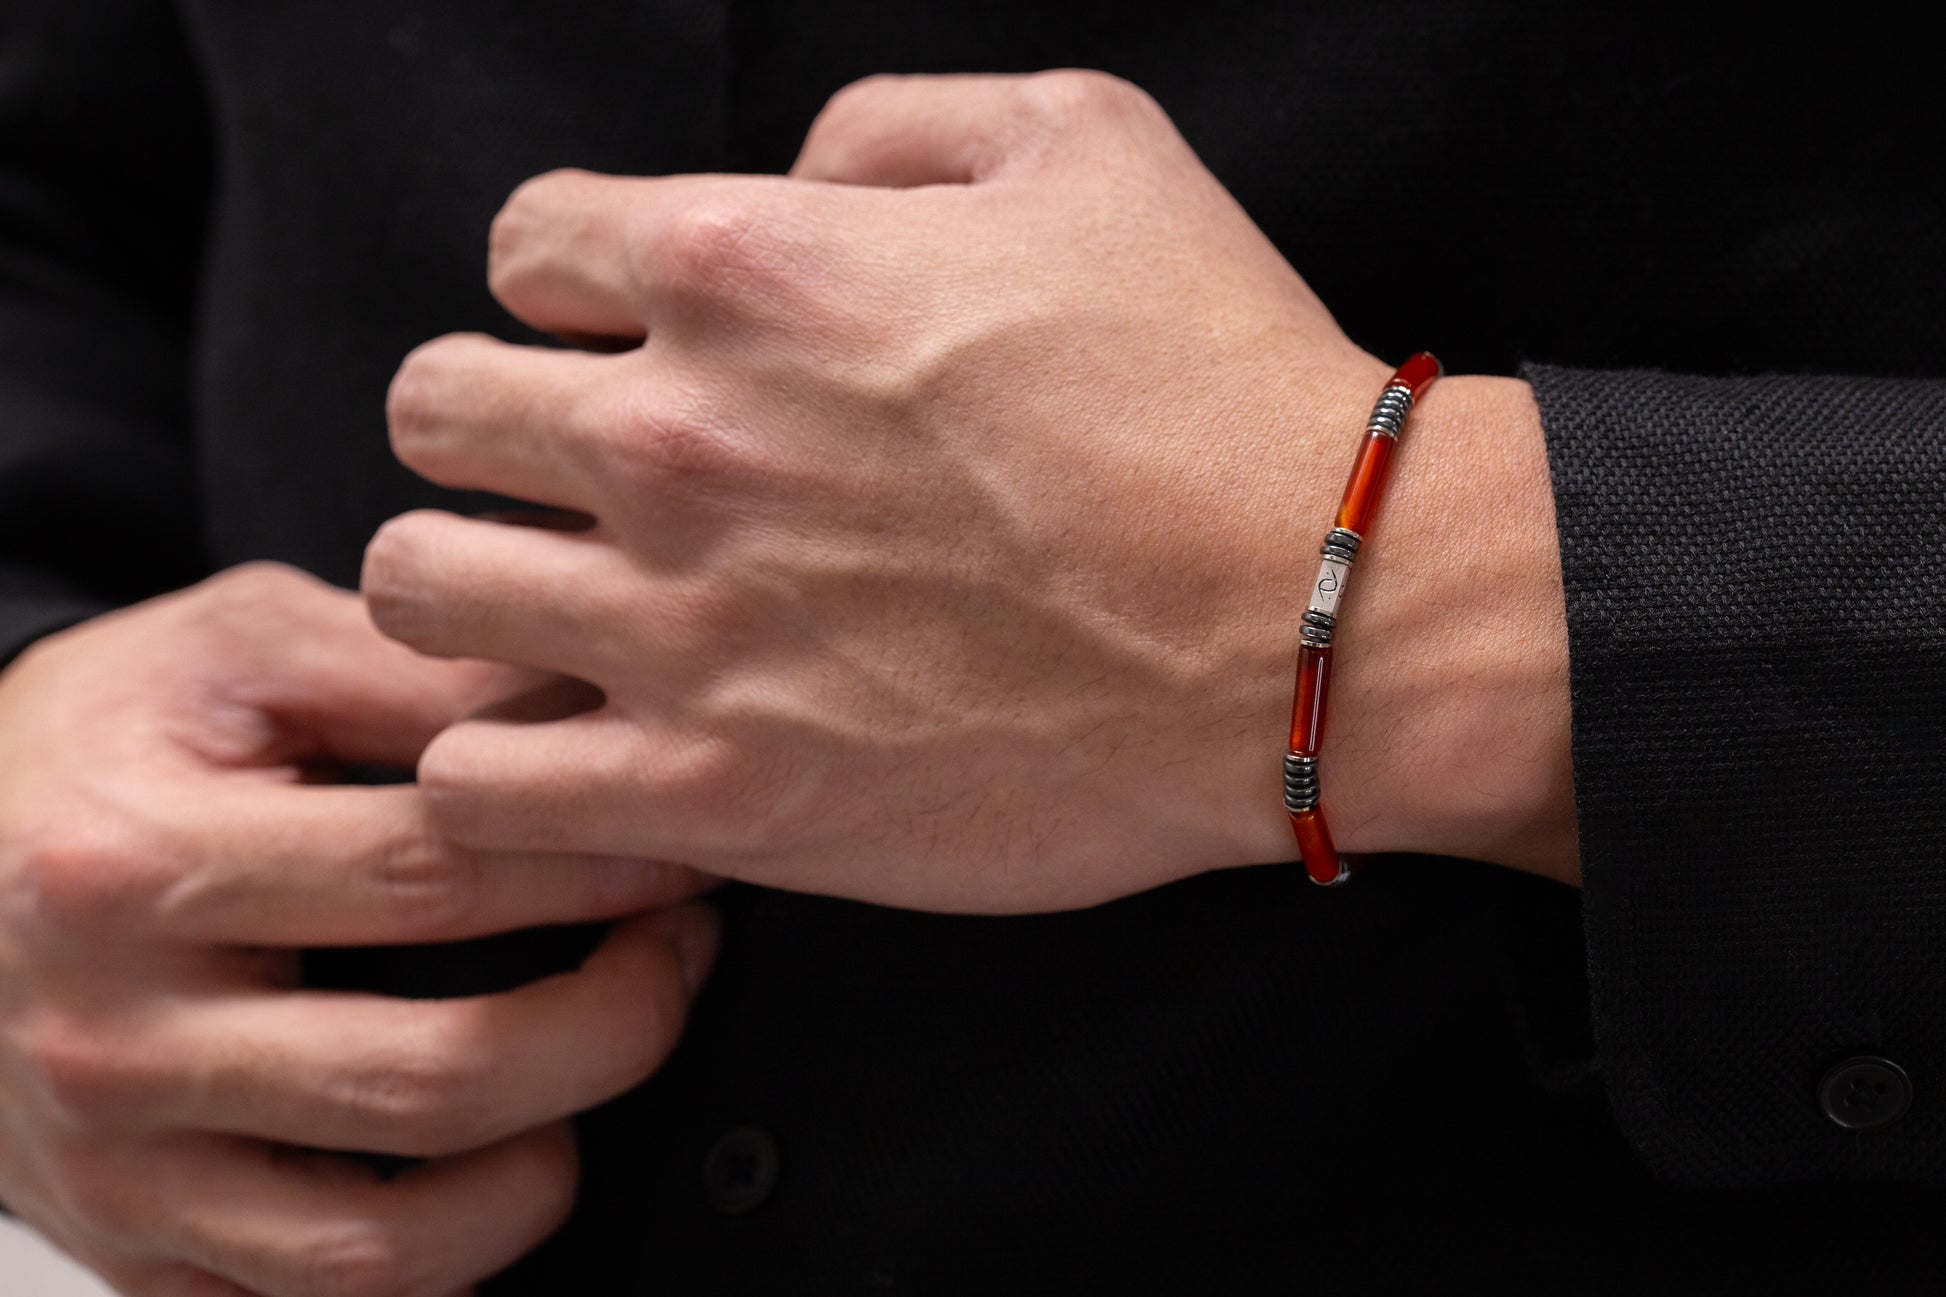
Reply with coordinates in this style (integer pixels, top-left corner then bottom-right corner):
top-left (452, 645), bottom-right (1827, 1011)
top-left (364, 71), bottom-right (1578, 910)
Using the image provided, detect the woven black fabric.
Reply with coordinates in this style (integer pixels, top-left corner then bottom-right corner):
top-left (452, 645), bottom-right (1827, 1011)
top-left (1532, 366), bottom-right (1946, 1185)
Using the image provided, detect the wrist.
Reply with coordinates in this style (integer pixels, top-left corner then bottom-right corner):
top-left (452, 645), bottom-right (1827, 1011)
top-left (1338, 373), bottom-right (1579, 883)
top-left (1212, 370), bottom-right (1578, 885)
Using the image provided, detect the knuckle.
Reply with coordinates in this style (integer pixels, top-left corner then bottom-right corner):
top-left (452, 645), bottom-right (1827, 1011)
top-left (210, 560), bottom-right (312, 601)
top-left (198, 562), bottom-right (321, 634)
top-left (14, 1011), bottom-right (140, 1127)
top-left (489, 168), bottom-right (608, 319)
top-left (1024, 69), bottom-right (1158, 128)
top-left (368, 832), bottom-right (482, 938)
top-left (11, 824), bottom-right (147, 935)
top-left (350, 1011), bottom-right (489, 1156)
top-left (189, 562), bottom-right (336, 663)
top-left (491, 167), bottom-right (587, 256)
top-left (649, 737), bottom-right (782, 851)
top-left (383, 336), bottom-right (474, 457)
top-left (359, 511), bottom-right (443, 639)
top-left (606, 384), bottom-right (742, 487)
top-left (647, 195), bottom-right (802, 305)
top-left (806, 73), bottom-right (902, 148)
top-left (290, 1223), bottom-right (418, 1297)
top-left (382, 353), bottom-right (433, 451)
top-left (485, 206), bottom-right (532, 308)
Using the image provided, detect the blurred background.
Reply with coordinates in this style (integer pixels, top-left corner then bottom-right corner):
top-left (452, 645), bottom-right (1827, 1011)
top-left (1, 1215), bottom-right (113, 1296)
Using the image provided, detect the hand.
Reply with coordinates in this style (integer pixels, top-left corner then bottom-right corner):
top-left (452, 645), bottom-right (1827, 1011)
top-left (367, 71), bottom-right (1577, 912)
top-left (0, 564), bottom-right (720, 1297)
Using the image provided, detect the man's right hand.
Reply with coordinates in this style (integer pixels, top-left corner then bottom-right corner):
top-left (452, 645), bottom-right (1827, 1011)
top-left (0, 563), bottom-right (719, 1297)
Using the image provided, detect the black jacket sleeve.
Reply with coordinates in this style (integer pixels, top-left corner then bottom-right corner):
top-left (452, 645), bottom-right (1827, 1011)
top-left (0, 0), bottom-right (212, 662)
top-left (1529, 363), bottom-right (1946, 1186)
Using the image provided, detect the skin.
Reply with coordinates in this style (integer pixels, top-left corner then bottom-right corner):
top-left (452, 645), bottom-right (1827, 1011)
top-left (366, 70), bottom-right (1578, 915)
top-left (0, 564), bottom-right (720, 1297)
top-left (3, 67), bottom-right (1576, 1297)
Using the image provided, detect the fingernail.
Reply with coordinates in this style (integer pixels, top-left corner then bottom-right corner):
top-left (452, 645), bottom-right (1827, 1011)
top-left (669, 903), bottom-right (723, 996)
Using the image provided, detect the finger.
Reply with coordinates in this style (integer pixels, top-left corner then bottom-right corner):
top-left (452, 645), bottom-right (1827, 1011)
top-left (416, 709), bottom-right (795, 875)
top-left (387, 332), bottom-right (619, 513)
top-left (150, 1125), bottom-right (578, 1297)
top-left (362, 509), bottom-right (628, 681)
top-left (486, 168), bottom-right (689, 340)
top-left (154, 783), bottom-right (714, 947)
top-left (416, 709), bottom-right (696, 860)
top-left (791, 71), bottom-right (1109, 186)
top-left (194, 565), bottom-right (537, 769)
top-left (141, 907), bottom-right (719, 1157)
top-left (489, 169), bottom-right (866, 340)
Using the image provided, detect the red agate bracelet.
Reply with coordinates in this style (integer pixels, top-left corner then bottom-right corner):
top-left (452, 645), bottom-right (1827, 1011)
top-left (1284, 353), bottom-right (1442, 885)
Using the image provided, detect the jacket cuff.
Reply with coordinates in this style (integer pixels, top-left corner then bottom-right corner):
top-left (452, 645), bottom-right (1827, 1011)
top-left (1525, 362), bottom-right (1946, 1186)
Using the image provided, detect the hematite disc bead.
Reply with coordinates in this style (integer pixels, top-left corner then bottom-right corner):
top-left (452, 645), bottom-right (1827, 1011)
top-left (1282, 752), bottom-right (1320, 813)
top-left (1321, 528), bottom-right (1361, 563)
top-left (1366, 384), bottom-right (1414, 437)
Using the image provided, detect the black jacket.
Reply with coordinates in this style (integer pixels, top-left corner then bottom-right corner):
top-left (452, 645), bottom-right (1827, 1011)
top-left (4, 3), bottom-right (1944, 1291)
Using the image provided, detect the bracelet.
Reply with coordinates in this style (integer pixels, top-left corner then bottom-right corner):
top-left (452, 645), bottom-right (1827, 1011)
top-left (1284, 353), bottom-right (1442, 886)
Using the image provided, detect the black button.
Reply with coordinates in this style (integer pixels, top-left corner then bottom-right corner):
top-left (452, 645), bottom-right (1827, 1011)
top-left (703, 1126), bottom-right (781, 1215)
top-left (1818, 1056), bottom-right (1912, 1131)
